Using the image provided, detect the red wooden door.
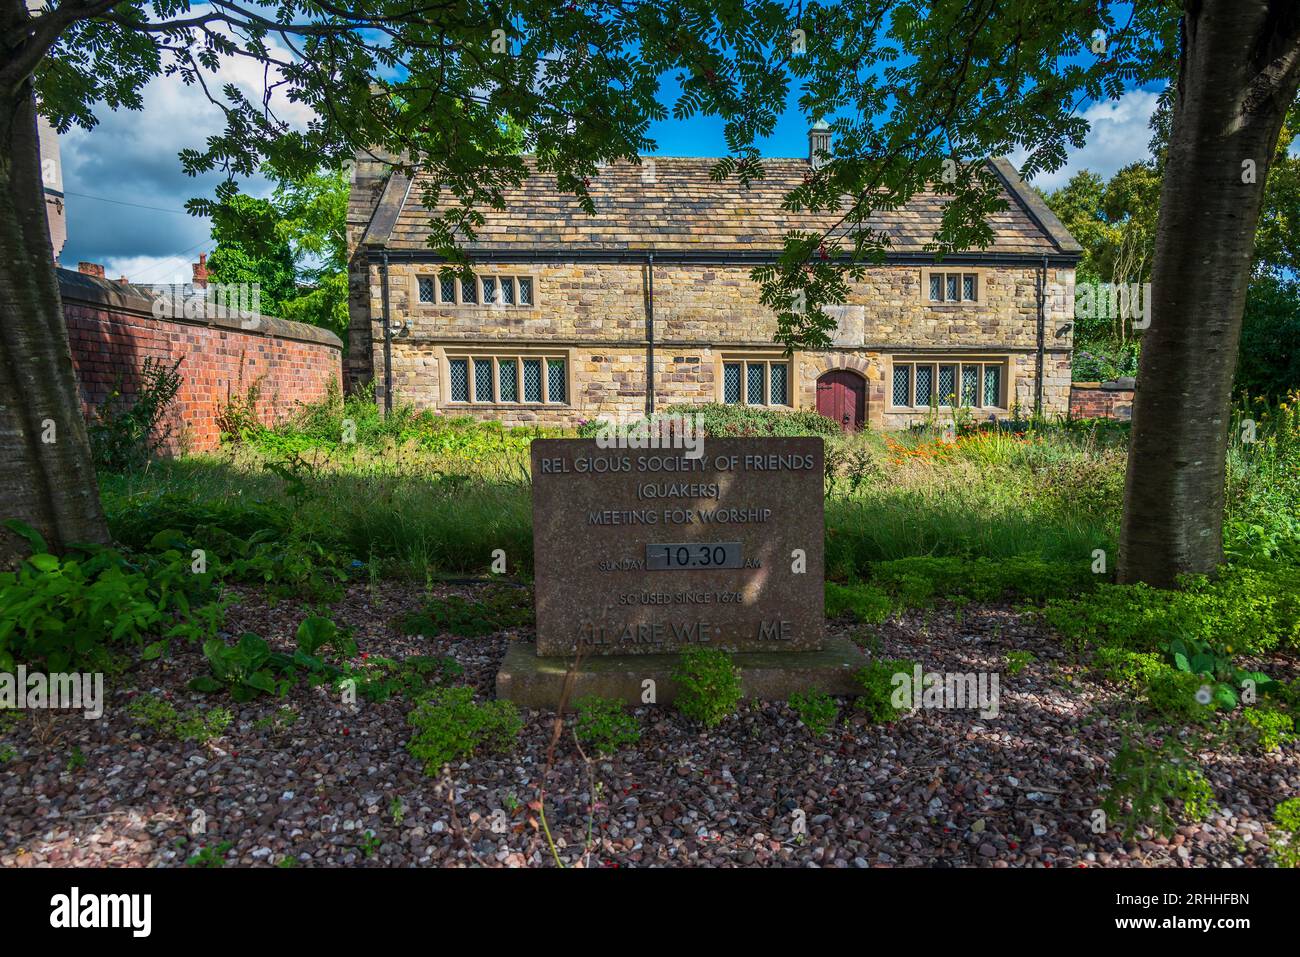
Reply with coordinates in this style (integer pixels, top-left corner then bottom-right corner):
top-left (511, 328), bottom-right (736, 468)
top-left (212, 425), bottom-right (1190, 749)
top-left (816, 370), bottom-right (866, 432)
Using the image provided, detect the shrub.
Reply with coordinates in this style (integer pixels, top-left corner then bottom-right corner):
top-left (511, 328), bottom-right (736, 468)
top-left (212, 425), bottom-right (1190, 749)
top-left (1005, 651), bottom-right (1035, 676)
top-left (0, 521), bottom-right (221, 671)
top-left (869, 555), bottom-right (1097, 607)
top-left (396, 586), bottom-right (534, 637)
top-left (106, 493), bottom-right (292, 551)
top-left (573, 696), bottom-right (641, 755)
top-left (663, 403), bottom-right (841, 438)
top-left (347, 655), bottom-right (462, 703)
top-left (1272, 798), bottom-right (1300, 868)
top-left (189, 634), bottom-right (289, 701)
top-left (1044, 567), bottom-right (1300, 657)
top-left (210, 528), bottom-right (350, 603)
top-left (1237, 706), bottom-right (1295, 753)
top-left (405, 686), bottom-right (522, 774)
top-left (295, 615), bottom-right (358, 661)
top-left (855, 659), bottom-right (915, 723)
top-left (189, 624), bottom-right (346, 701)
top-left (824, 581), bottom-right (892, 624)
top-left (1144, 668), bottom-right (1218, 722)
top-left (1103, 731), bottom-right (1218, 839)
top-left (789, 689), bottom-right (839, 736)
top-left (1093, 647), bottom-right (1167, 690)
top-left (127, 694), bottom-right (232, 744)
top-left (672, 648), bottom-right (742, 727)
top-left (88, 355), bottom-right (183, 473)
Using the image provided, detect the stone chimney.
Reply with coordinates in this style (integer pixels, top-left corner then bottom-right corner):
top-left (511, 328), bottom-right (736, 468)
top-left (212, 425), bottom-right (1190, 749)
top-left (192, 252), bottom-right (208, 288)
top-left (78, 261), bottom-right (105, 279)
top-left (808, 120), bottom-right (831, 170)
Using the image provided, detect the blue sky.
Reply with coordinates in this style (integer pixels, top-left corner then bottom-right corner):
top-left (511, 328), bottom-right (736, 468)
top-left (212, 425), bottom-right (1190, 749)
top-left (58, 59), bottom-right (1164, 283)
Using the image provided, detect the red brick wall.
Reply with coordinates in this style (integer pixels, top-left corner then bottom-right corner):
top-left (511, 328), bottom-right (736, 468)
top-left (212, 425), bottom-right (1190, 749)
top-left (1069, 381), bottom-right (1135, 421)
top-left (61, 269), bottom-right (343, 454)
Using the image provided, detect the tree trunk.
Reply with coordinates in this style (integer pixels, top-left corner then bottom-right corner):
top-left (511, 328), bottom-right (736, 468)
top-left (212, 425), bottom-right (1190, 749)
top-left (1118, 0), bottom-right (1300, 586)
top-left (0, 80), bottom-right (110, 562)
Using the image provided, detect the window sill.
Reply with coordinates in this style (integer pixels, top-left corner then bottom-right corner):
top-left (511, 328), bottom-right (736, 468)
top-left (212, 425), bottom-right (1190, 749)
top-left (415, 304), bottom-right (536, 312)
top-left (444, 402), bottom-right (569, 409)
top-left (888, 407), bottom-right (1008, 414)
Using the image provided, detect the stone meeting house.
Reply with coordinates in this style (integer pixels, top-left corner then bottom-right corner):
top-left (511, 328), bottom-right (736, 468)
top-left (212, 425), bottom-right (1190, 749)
top-left (346, 129), bottom-right (1080, 431)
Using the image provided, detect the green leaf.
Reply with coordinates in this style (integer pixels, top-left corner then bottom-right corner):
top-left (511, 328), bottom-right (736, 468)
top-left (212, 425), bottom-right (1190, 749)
top-left (3, 519), bottom-right (48, 556)
top-left (244, 670), bottom-right (276, 694)
top-left (142, 640), bottom-right (168, 660)
top-left (189, 676), bottom-right (224, 693)
top-left (27, 554), bottom-right (60, 573)
top-left (149, 529), bottom-right (189, 551)
top-left (1213, 683), bottom-right (1238, 709)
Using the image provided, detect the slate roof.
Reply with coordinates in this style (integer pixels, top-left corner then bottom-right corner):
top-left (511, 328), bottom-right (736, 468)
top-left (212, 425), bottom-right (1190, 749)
top-left (361, 155), bottom-right (1079, 258)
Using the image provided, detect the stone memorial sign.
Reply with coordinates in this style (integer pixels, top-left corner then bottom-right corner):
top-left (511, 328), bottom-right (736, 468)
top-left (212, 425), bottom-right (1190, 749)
top-left (530, 437), bottom-right (825, 657)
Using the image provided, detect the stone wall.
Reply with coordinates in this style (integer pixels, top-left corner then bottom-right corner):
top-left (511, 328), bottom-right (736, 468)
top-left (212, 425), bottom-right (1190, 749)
top-left (356, 258), bottom-right (1074, 429)
top-left (61, 268), bottom-right (343, 454)
top-left (1069, 379), bottom-right (1135, 421)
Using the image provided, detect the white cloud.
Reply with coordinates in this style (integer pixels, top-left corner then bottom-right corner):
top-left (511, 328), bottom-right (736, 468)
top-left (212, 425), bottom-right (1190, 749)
top-left (100, 254), bottom-right (202, 286)
top-left (59, 11), bottom-right (315, 274)
top-left (1011, 87), bottom-right (1163, 191)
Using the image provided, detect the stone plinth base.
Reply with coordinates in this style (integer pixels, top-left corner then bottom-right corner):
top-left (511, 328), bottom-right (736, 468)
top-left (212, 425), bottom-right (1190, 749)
top-left (496, 637), bottom-right (866, 710)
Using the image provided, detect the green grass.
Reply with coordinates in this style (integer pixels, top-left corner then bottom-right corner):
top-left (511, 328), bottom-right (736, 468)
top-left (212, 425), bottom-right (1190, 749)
top-left (102, 454), bottom-right (532, 579)
top-left (95, 391), bottom-right (1300, 586)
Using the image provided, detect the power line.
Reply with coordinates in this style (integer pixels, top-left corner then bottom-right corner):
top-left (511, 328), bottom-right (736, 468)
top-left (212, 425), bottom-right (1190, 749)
top-left (127, 238), bottom-right (213, 285)
top-left (64, 191), bottom-right (203, 217)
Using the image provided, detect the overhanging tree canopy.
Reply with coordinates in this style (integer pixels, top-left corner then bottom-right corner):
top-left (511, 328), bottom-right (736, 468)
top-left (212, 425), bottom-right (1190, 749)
top-left (4, 0), bottom-right (1300, 588)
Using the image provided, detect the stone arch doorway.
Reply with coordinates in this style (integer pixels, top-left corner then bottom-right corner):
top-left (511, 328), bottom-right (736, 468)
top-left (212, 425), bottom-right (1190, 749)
top-left (816, 369), bottom-right (866, 432)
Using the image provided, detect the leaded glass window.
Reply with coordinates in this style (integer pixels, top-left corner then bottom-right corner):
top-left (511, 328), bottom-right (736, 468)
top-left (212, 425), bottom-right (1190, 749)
top-left (916, 365), bottom-right (935, 406)
top-left (499, 360), bottom-right (518, 402)
top-left (448, 359), bottom-right (469, 402)
top-left (546, 358), bottom-right (565, 403)
top-left (523, 359), bottom-right (543, 402)
top-left (418, 277), bottom-right (436, 303)
top-left (961, 366), bottom-right (979, 405)
top-left (474, 359), bottom-right (493, 402)
top-left (747, 363), bottom-right (765, 405)
top-left (983, 365), bottom-right (1001, 407)
top-left (723, 363), bottom-right (741, 403)
top-left (893, 365), bottom-right (911, 406)
top-left (769, 363), bottom-right (787, 405)
top-left (460, 275), bottom-right (477, 304)
top-left (938, 365), bottom-right (956, 406)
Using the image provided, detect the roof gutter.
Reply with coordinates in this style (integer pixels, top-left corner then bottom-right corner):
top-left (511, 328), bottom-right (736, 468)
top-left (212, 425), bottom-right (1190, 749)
top-left (376, 247), bottom-right (1080, 267)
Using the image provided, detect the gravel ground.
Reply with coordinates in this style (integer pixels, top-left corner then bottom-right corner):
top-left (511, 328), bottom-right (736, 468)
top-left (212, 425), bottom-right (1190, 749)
top-left (2, 581), bottom-right (1297, 868)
